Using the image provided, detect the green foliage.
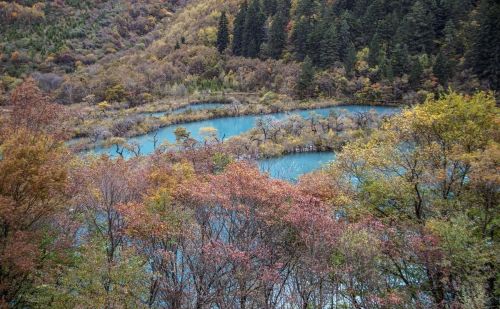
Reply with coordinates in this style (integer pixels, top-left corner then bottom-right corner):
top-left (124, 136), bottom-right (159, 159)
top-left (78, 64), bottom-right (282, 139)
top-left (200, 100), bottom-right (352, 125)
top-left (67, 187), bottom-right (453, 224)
top-left (104, 84), bottom-right (127, 103)
top-left (469, 0), bottom-right (500, 90)
top-left (296, 56), bottom-right (315, 99)
top-left (216, 11), bottom-right (229, 53)
top-left (242, 0), bottom-right (266, 57)
top-left (266, 9), bottom-right (287, 59)
top-left (31, 238), bottom-right (148, 308)
top-left (232, 1), bottom-right (248, 56)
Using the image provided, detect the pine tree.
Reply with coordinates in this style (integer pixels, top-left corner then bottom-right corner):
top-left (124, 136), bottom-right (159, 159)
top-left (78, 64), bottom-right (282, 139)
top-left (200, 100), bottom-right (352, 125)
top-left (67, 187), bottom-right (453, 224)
top-left (433, 51), bottom-right (451, 86)
top-left (307, 20), bottom-right (325, 65)
top-left (296, 56), bottom-right (315, 99)
top-left (291, 17), bottom-right (311, 60)
top-left (344, 42), bottom-right (357, 74)
top-left (403, 1), bottom-right (435, 54)
top-left (232, 1), bottom-right (248, 56)
top-left (216, 11), bottom-right (229, 53)
top-left (409, 57), bottom-right (423, 87)
top-left (337, 17), bottom-right (352, 62)
top-left (262, 0), bottom-right (277, 16)
top-left (469, 0), bottom-right (500, 90)
top-left (319, 25), bottom-right (339, 68)
top-left (391, 43), bottom-right (409, 76)
top-left (368, 34), bottom-right (382, 67)
top-left (295, 0), bottom-right (317, 19)
top-left (267, 10), bottom-right (287, 59)
top-left (243, 0), bottom-right (266, 58)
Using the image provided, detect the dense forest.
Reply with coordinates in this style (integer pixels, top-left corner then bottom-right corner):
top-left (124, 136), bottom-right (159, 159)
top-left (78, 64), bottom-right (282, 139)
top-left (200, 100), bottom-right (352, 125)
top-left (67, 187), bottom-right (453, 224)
top-left (0, 0), bottom-right (499, 308)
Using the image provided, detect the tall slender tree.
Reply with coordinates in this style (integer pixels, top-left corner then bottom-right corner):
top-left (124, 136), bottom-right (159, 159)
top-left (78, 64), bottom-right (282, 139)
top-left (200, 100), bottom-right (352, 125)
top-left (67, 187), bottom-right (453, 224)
top-left (267, 10), bottom-right (287, 59)
top-left (296, 56), bottom-right (315, 99)
top-left (319, 25), bottom-right (339, 68)
top-left (469, 0), bottom-right (500, 90)
top-left (216, 11), bottom-right (229, 53)
top-left (243, 0), bottom-right (266, 58)
top-left (232, 1), bottom-right (248, 56)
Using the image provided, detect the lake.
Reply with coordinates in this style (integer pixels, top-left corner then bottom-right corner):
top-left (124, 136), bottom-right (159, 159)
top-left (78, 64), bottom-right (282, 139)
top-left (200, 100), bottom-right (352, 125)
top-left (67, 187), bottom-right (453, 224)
top-left (258, 152), bottom-right (335, 182)
top-left (92, 104), bottom-right (399, 157)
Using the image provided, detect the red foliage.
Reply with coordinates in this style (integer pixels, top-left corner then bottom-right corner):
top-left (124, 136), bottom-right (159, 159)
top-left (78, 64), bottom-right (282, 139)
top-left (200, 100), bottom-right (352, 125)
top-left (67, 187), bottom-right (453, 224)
top-left (8, 77), bottom-right (68, 138)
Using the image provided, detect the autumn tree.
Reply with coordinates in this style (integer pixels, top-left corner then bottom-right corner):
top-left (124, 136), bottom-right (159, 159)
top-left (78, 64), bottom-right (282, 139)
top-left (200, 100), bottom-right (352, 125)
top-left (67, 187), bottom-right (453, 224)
top-left (8, 77), bottom-right (66, 138)
top-left (0, 129), bottom-right (70, 307)
top-left (332, 91), bottom-right (499, 307)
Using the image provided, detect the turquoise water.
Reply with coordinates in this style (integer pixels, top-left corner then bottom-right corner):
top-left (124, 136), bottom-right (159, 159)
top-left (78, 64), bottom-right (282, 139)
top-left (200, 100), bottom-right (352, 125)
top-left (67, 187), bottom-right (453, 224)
top-left (258, 152), bottom-right (335, 182)
top-left (93, 105), bottom-right (399, 157)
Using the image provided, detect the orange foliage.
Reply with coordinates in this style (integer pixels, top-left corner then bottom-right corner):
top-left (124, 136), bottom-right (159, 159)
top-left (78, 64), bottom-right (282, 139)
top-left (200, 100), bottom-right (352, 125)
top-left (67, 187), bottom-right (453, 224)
top-left (0, 129), bottom-right (70, 305)
top-left (8, 77), bottom-right (68, 138)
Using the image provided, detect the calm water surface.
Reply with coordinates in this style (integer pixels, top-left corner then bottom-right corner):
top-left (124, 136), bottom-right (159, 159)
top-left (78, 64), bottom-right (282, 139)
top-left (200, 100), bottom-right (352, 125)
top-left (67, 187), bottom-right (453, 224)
top-left (93, 105), bottom-right (398, 157)
top-left (258, 152), bottom-right (335, 182)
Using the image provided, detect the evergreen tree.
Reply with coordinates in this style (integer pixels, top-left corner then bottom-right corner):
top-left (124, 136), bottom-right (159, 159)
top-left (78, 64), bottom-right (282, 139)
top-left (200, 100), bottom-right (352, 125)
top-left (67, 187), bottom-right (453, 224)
top-left (267, 10), bottom-right (287, 59)
top-left (403, 1), bottom-right (435, 54)
top-left (319, 25), bottom-right (339, 68)
top-left (216, 12), bottom-right (229, 53)
top-left (296, 56), bottom-right (315, 99)
top-left (307, 20), bottom-right (325, 65)
top-left (409, 57), bottom-right (424, 87)
top-left (295, 0), bottom-right (317, 19)
top-left (337, 17), bottom-right (352, 62)
top-left (291, 17), bottom-right (311, 60)
top-left (232, 1), bottom-right (248, 56)
top-left (243, 0), bottom-right (266, 58)
top-left (368, 34), bottom-right (382, 67)
top-left (344, 42), bottom-right (357, 74)
top-left (377, 48), bottom-right (391, 80)
top-left (391, 43), bottom-right (409, 76)
top-left (433, 51), bottom-right (451, 86)
top-left (469, 0), bottom-right (500, 90)
top-left (262, 0), bottom-right (277, 16)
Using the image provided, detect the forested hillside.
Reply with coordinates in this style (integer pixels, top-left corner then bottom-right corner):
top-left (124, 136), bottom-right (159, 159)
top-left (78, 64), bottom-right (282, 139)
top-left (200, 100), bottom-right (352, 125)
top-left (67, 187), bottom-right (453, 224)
top-left (1, 0), bottom-right (499, 106)
top-left (0, 1), bottom-right (499, 309)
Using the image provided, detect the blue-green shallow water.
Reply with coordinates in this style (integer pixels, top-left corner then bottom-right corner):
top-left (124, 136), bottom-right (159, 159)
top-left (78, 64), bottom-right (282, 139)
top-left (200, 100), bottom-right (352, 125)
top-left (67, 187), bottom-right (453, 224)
top-left (92, 105), bottom-right (399, 157)
top-left (258, 152), bottom-right (336, 182)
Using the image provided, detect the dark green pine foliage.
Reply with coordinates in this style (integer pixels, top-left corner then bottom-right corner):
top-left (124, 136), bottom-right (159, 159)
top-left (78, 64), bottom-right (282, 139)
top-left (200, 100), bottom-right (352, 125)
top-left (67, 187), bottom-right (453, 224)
top-left (433, 51), bottom-right (452, 86)
top-left (391, 43), bottom-right (409, 76)
top-left (469, 0), bottom-right (500, 90)
top-left (409, 57), bottom-right (424, 87)
top-left (296, 56), bottom-right (316, 99)
top-left (362, 0), bottom-right (386, 41)
top-left (216, 11), bottom-right (230, 53)
top-left (307, 20), bottom-right (325, 65)
top-left (232, 1), bottom-right (248, 56)
top-left (403, 1), bottom-right (435, 54)
top-left (243, 0), bottom-right (266, 58)
top-left (319, 24), bottom-right (339, 68)
top-left (368, 34), bottom-right (382, 67)
top-left (295, 0), bottom-right (317, 18)
top-left (378, 48), bottom-right (392, 81)
top-left (344, 42), bottom-right (357, 74)
top-left (262, 0), bottom-right (278, 16)
top-left (267, 9), bottom-right (287, 59)
top-left (336, 17), bottom-right (352, 62)
top-left (291, 0), bottom-right (317, 60)
top-left (291, 17), bottom-right (311, 61)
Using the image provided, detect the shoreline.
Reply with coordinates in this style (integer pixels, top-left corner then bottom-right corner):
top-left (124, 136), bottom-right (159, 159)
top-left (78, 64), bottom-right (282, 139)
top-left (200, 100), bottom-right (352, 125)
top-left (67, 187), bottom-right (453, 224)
top-left (69, 95), bottom-right (404, 152)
